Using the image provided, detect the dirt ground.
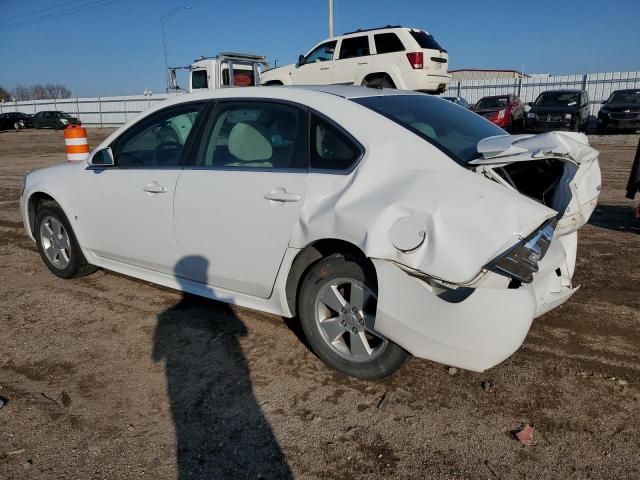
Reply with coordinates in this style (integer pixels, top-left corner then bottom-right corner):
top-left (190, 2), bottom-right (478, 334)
top-left (0, 128), bottom-right (639, 480)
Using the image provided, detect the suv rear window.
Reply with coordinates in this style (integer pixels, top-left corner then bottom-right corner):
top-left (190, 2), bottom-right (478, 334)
top-left (409, 30), bottom-right (444, 52)
top-left (374, 33), bottom-right (405, 54)
top-left (339, 36), bottom-right (370, 59)
top-left (353, 94), bottom-right (504, 165)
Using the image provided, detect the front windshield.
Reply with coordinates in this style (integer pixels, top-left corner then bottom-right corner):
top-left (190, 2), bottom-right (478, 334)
top-left (535, 92), bottom-right (580, 107)
top-left (353, 94), bottom-right (504, 165)
top-left (608, 90), bottom-right (640, 104)
top-left (475, 96), bottom-right (509, 109)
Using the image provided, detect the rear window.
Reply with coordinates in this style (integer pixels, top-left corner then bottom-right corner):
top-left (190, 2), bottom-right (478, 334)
top-left (409, 30), bottom-right (445, 52)
top-left (339, 36), bottom-right (370, 59)
top-left (374, 33), bottom-right (405, 54)
top-left (353, 94), bottom-right (504, 165)
top-left (221, 68), bottom-right (255, 87)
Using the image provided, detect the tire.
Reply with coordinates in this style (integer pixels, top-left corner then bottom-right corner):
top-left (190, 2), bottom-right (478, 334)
top-left (34, 203), bottom-right (97, 279)
top-left (364, 76), bottom-right (395, 90)
top-left (13, 121), bottom-right (21, 130)
top-left (298, 254), bottom-right (410, 379)
top-left (572, 116), bottom-right (581, 132)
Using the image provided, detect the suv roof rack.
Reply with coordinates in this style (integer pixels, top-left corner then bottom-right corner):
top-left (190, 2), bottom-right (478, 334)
top-left (342, 25), bottom-right (402, 35)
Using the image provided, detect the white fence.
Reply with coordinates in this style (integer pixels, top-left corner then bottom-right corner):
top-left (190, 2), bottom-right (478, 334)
top-left (1, 71), bottom-right (639, 127)
top-left (444, 71), bottom-right (640, 117)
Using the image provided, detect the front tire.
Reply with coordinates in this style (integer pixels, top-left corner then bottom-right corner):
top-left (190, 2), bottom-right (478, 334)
top-left (298, 254), bottom-right (409, 379)
top-left (34, 203), bottom-right (97, 279)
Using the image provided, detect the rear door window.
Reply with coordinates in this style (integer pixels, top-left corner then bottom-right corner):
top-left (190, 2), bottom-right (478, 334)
top-left (338, 36), bottom-right (370, 59)
top-left (310, 114), bottom-right (362, 171)
top-left (374, 33), bottom-right (405, 54)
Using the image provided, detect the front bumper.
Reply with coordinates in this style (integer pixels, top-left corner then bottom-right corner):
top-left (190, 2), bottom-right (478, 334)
top-left (371, 233), bottom-right (577, 372)
top-left (526, 118), bottom-right (573, 131)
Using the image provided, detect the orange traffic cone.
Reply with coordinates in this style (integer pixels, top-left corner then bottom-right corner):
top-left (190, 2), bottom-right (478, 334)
top-left (64, 125), bottom-right (90, 162)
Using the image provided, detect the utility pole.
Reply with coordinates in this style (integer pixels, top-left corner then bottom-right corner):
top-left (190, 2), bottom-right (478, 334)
top-left (328, 0), bottom-right (334, 37)
top-left (161, 6), bottom-right (190, 92)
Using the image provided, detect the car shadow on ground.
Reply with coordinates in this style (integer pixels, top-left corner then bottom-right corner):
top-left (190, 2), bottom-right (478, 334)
top-left (588, 204), bottom-right (640, 234)
top-left (153, 255), bottom-right (293, 479)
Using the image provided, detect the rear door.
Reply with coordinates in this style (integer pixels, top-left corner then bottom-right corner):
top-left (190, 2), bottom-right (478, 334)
top-left (333, 35), bottom-right (373, 85)
top-left (173, 100), bottom-right (309, 298)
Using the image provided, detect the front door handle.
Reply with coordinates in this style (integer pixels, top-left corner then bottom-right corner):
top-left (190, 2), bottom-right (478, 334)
top-left (320, 66), bottom-right (331, 71)
top-left (357, 61), bottom-right (369, 65)
top-left (143, 183), bottom-right (168, 194)
top-left (264, 191), bottom-right (301, 203)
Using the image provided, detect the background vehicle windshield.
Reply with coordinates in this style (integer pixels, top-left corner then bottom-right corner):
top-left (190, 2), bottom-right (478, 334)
top-left (354, 94), bottom-right (504, 165)
top-left (475, 96), bottom-right (509, 109)
top-left (535, 92), bottom-right (580, 107)
top-left (608, 90), bottom-right (640, 104)
top-left (409, 30), bottom-right (444, 51)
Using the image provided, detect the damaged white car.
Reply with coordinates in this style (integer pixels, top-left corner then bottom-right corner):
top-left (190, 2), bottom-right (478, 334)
top-left (20, 86), bottom-right (601, 379)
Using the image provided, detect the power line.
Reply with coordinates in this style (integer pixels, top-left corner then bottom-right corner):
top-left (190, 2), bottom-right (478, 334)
top-left (0, 0), bottom-right (87, 24)
top-left (3, 0), bottom-right (120, 29)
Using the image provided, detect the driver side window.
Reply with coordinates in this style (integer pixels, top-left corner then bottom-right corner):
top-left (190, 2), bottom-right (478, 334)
top-left (113, 103), bottom-right (204, 168)
top-left (303, 41), bottom-right (337, 65)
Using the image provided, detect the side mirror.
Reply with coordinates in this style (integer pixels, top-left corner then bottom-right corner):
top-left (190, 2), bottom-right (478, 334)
top-left (296, 54), bottom-right (305, 67)
top-left (601, 100), bottom-right (607, 105)
top-left (90, 147), bottom-right (114, 167)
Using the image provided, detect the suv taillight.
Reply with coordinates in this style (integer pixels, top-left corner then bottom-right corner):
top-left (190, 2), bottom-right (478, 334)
top-left (406, 52), bottom-right (424, 69)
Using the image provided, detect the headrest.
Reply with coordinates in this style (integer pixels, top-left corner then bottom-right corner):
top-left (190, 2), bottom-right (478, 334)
top-left (228, 122), bottom-right (273, 162)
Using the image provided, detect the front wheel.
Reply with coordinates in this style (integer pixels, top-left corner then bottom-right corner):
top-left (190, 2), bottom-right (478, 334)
top-left (298, 254), bottom-right (409, 379)
top-left (13, 121), bottom-right (22, 130)
top-left (35, 203), bottom-right (97, 279)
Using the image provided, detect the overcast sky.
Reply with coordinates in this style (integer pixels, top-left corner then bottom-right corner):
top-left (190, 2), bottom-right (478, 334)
top-left (1, 0), bottom-right (639, 97)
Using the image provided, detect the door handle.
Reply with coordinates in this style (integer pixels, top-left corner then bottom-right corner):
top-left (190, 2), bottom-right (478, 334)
top-left (264, 191), bottom-right (301, 202)
top-left (320, 67), bottom-right (331, 71)
top-left (357, 61), bottom-right (369, 65)
top-left (143, 184), bottom-right (168, 194)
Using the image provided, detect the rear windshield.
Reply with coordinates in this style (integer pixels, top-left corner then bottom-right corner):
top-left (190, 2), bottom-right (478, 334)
top-left (475, 96), bottom-right (509, 109)
top-left (534, 92), bottom-right (580, 107)
top-left (353, 94), bottom-right (504, 165)
top-left (608, 90), bottom-right (640, 104)
top-left (409, 30), bottom-right (445, 52)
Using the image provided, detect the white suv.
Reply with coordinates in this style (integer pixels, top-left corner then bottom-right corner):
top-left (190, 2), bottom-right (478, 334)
top-left (260, 26), bottom-right (451, 93)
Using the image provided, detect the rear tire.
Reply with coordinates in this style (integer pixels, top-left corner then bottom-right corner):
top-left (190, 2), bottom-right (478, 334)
top-left (34, 203), bottom-right (97, 279)
top-left (298, 254), bottom-right (409, 379)
top-left (364, 76), bottom-right (395, 90)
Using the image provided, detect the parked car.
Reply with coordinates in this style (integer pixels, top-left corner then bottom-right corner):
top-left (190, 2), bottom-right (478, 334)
top-left (260, 26), bottom-right (451, 94)
top-left (597, 89), bottom-right (640, 133)
top-left (442, 96), bottom-right (469, 108)
top-left (471, 94), bottom-right (525, 131)
top-left (20, 86), bottom-right (601, 379)
top-left (0, 112), bottom-right (32, 130)
top-left (31, 111), bottom-right (81, 129)
top-left (526, 90), bottom-right (590, 132)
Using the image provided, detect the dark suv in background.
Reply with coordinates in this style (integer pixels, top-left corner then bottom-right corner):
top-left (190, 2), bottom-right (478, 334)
top-left (471, 94), bottom-right (525, 131)
top-left (0, 112), bottom-right (32, 130)
top-left (526, 90), bottom-right (590, 132)
top-left (597, 89), bottom-right (640, 133)
top-left (31, 111), bottom-right (81, 130)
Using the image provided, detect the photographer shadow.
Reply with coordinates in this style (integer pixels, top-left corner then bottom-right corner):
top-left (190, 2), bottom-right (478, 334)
top-left (153, 255), bottom-right (292, 479)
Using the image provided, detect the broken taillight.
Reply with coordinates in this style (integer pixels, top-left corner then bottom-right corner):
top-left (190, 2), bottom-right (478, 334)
top-left (406, 52), bottom-right (424, 69)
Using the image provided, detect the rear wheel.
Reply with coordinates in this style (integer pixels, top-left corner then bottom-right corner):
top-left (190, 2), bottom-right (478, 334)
top-left (35, 203), bottom-right (97, 279)
top-left (298, 254), bottom-right (409, 379)
top-left (364, 75), bottom-right (395, 90)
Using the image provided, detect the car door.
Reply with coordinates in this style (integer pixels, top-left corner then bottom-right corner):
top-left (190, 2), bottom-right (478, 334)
top-left (333, 35), bottom-right (373, 85)
top-left (173, 100), bottom-right (309, 298)
top-left (292, 40), bottom-right (337, 84)
top-left (78, 102), bottom-right (206, 275)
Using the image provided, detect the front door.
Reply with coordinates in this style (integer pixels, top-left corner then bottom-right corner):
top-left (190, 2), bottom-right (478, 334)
top-left (173, 100), bottom-right (309, 298)
top-left (292, 40), bottom-right (337, 85)
top-left (78, 102), bottom-right (205, 274)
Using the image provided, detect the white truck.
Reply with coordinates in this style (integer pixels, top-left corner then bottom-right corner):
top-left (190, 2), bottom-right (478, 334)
top-left (167, 52), bottom-right (269, 92)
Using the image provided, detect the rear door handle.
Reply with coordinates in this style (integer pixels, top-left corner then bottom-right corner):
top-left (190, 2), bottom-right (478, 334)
top-left (264, 191), bottom-right (301, 202)
top-left (143, 183), bottom-right (168, 194)
top-left (320, 66), bottom-right (331, 71)
top-left (357, 61), bottom-right (369, 65)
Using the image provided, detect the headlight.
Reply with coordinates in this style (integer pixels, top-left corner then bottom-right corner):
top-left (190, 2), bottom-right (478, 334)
top-left (564, 113), bottom-right (572, 120)
top-left (497, 109), bottom-right (506, 119)
top-left (60, 118), bottom-right (68, 125)
top-left (526, 112), bottom-right (536, 119)
top-left (485, 219), bottom-right (556, 284)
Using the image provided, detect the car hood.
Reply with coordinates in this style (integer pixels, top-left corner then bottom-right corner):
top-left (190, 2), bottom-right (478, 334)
top-left (260, 64), bottom-right (294, 81)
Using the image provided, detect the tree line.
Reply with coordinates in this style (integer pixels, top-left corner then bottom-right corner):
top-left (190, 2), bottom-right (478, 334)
top-left (0, 83), bottom-right (73, 102)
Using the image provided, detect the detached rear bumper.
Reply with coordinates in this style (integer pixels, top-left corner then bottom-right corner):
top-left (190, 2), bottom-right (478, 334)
top-left (371, 234), bottom-right (577, 372)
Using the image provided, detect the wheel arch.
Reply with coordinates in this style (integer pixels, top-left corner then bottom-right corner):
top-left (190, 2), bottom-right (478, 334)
top-left (285, 238), bottom-right (377, 316)
top-left (27, 191), bottom-right (59, 237)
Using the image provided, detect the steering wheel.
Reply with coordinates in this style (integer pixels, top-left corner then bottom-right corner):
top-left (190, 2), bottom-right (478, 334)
top-left (154, 141), bottom-right (183, 166)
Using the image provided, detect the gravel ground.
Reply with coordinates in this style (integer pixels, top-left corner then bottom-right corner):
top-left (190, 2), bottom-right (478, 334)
top-left (0, 128), bottom-right (639, 479)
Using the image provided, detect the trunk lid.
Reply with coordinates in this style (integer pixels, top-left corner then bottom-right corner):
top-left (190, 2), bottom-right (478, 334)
top-left (469, 132), bottom-right (601, 236)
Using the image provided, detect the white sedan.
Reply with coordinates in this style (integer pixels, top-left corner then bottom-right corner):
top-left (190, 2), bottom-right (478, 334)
top-left (20, 86), bottom-right (601, 379)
